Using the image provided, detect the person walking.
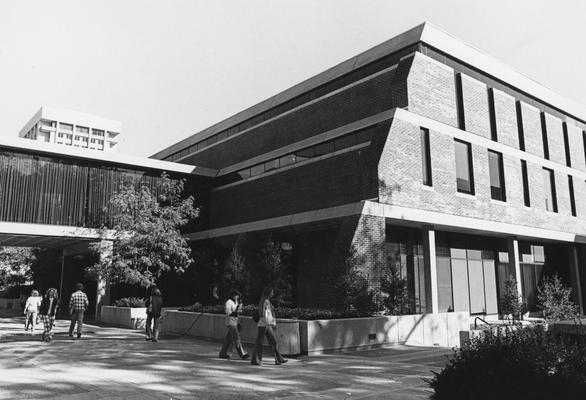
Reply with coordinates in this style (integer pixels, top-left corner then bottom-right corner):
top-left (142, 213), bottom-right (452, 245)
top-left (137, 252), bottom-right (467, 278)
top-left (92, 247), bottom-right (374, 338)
top-left (219, 290), bottom-right (249, 360)
top-left (39, 288), bottom-right (59, 342)
top-left (145, 287), bottom-right (163, 342)
top-left (68, 283), bottom-right (89, 339)
top-left (250, 287), bottom-right (287, 366)
top-left (24, 290), bottom-right (42, 333)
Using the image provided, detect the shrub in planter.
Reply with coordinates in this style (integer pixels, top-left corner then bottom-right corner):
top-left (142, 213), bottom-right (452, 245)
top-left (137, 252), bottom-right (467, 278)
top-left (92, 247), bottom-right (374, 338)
top-left (428, 326), bottom-right (586, 399)
top-left (499, 278), bottom-right (526, 323)
top-left (177, 303), bottom-right (370, 320)
top-left (114, 297), bottom-right (146, 308)
top-left (537, 274), bottom-right (580, 323)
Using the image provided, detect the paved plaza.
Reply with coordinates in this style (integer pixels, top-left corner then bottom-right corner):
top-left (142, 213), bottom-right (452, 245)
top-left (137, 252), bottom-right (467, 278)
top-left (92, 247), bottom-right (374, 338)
top-left (0, 311), bottom-right (451, 399)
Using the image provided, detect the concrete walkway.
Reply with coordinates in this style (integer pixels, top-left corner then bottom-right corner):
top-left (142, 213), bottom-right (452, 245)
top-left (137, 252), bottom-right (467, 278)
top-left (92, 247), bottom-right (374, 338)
top-left (0, 311), bottom-right (451, 399)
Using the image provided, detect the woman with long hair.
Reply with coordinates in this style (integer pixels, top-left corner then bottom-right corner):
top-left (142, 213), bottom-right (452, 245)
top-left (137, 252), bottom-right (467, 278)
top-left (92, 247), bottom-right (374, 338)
top-left (250, 286), bottom-right (287, 366)
top-left (39, 288), bottom-right (59, 342)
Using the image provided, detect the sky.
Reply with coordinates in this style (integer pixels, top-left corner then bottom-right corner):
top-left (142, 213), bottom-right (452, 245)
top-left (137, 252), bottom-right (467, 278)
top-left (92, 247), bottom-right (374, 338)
top-left (0, 0), bottom-right (585, 158)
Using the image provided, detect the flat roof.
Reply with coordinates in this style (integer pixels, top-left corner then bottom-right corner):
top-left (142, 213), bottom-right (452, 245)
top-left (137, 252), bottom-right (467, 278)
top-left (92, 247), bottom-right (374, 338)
top-left (152, 22), bottom-right (586, 160)
top-left (0, 136), bottom-right (217, 177)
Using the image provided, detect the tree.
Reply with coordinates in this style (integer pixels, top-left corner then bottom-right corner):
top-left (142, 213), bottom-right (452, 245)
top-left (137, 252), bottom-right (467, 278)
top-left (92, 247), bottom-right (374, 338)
top-left (0, 247), bottom-right (35, 290)
top-left (250, 235), bottom-right (293, 307)
top-left (537, 274), bottom-right (580, 323)
top-left (222, 236), bottom-right (250, 298)
top-left (336, 247), bottom-right (375, 314)
top-left (380, 263), bottom-right (410, 315)
top-left (87, 173), bottom-right (198, 288)
top-left (500, 279), bottom-right (526, 323)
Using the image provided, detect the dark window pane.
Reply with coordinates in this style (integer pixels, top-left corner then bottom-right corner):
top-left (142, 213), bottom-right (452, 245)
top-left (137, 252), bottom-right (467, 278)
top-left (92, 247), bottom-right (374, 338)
top-left (216, 131), bottom-right (228, 141)
top-left (313, 141), bottom-right (335, 156)
top-left (334, 134), bottom-right (357, 151)
top-left (488, 150), bottom-right (506, 201)
top-left (542, 168), bottom-right (557, 212)
top-left (437, 257), bottom-right (454, 312)
top-left (569, 175), bottom-right (577, 217)
top-left (521, 160), bottom-right (530, 207)
top-left (421, 127), bottom-right (432, 186)
top-left (295, 147), bottom-right (314, 161)
top-left (455, 140), bottom-right (474, 194)
top-left (356, 128), bottom-right (374, 144)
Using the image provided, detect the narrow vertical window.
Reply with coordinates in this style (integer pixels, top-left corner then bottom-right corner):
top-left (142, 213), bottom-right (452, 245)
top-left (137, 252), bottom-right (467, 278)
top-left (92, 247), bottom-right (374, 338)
top-left (542, 168), bottom-right (557, 212)
top-left (455, 73), bottom-right (466, 131)
top-left (563, 122), bottom-right (571, 167)
top-left (540, 112), bottom-right (550, 160)
top-left (568, 175), bottom-right (577, 217)
top-left (420, 127), bottom-right (432, 186)
top-left (582, 131), bottom-right (586, 167)
top-left (488, 88), bottom-right (497, 141)
top-left (521, 160), bottom-right (530, 207)
top-left (488, 150), bottom-right (506, 201)
top-left (454, 139), bottom-right (474, 195)
top-left (516, 101), bottom-right (525, 151)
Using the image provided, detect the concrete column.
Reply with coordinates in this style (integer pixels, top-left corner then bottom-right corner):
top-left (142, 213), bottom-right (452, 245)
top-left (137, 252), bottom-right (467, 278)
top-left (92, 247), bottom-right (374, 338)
top-left (507, 238), bottom-right (523, 297)
top-left (95, 240), bottom-right (113, 320)
top-left (423, 227), bottom-right (438, 314)
top-left (569, 245), bottom-right (584, 315)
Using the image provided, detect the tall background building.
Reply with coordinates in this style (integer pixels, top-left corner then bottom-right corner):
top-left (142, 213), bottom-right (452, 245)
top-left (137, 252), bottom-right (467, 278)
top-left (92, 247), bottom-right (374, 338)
top-left (19, 106), bottom-right (121, 152)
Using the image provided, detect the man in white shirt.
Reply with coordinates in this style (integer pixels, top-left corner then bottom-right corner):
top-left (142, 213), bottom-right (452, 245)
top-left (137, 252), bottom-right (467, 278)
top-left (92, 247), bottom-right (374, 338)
top-left (219, 290), bottom-right (249, 360)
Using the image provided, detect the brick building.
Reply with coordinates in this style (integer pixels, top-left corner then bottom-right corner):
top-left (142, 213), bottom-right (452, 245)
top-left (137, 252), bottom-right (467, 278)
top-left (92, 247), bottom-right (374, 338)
top-left (152, 23), bottom-right (586, 316)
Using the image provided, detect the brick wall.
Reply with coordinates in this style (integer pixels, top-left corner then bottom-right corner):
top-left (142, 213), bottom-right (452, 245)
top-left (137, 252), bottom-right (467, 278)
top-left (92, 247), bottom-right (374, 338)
top-left (461, 74), bottom-right (491, 139)
top-left (185, 60), bottom-right (410, 170)
top-left (406, 53), bottom-right (458, 128)
top-left (544, 113), bottom-right (566, 165)
top-left (520, 102), bottom-right (544, 158)
top-left (493, 89), bottom-right (519, 149)
top-left (378, 118), bottom-right (586, 234)
top-left (209, 130), bottom-right (386, 228)
top-left (567, 124), bottom-right (586, 172)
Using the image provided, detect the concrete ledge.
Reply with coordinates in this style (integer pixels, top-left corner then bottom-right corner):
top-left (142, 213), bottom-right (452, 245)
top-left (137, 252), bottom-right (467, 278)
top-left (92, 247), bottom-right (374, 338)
top-left (300, 311), bottom-right (469, 354)
top-left (0, 298), bottom-right (22, 311)
top-left (161, 311), bottom-right (301, 355)
top-left (101, 306), bottom-right (148, 329)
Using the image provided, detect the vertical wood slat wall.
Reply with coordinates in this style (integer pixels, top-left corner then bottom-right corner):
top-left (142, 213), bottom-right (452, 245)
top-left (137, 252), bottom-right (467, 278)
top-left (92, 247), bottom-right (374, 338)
top-left (0, 151), bottom-right (173, 228)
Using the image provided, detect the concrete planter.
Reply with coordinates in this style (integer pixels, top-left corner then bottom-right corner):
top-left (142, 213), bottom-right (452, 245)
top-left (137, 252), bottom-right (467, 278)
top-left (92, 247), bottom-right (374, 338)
top-left (299, 311), bottom-right (469, 354)
top-left (0, 298), bottom-right (21, 310)
top-left (162, 311), bottom-right (301, 355)
top-left (100, 306), bottom-right (149, 329)
top-left (162, 310), bottom-right (468, 355)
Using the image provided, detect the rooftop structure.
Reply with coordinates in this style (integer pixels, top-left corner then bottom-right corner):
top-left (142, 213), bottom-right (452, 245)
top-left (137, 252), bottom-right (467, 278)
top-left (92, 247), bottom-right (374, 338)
top-left (19, 106), bottom-right (122, 152)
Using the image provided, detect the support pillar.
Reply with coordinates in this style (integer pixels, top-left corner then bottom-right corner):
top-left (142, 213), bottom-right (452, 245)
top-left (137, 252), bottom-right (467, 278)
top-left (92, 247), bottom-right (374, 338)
top-left (507, 238), bottom-right (523, 298)
top-left (569, 245), bottom-right (584, 315)
top-left (423, 227), bottom-right (438, 314)
top-left (95, 240), bottom-right (113, 321)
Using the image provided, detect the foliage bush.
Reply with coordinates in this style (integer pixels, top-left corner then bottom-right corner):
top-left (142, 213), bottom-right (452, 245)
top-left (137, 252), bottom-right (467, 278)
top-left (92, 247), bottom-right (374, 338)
top-left (537, 274), bottom-right (580, 322)
top-left (177, 303), bottom-right (370, 320)
top-left (380, 263), bottom-right (410, 315)
top-left (114, 297), bottom-right (146, 308)
top-left (499, 278), bottom-right (526, 323)
top-left (428, 325), bottom-right (586, 400)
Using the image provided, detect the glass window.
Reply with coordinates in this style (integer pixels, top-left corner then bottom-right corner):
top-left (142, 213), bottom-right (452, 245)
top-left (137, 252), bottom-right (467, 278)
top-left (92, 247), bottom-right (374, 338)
top-left (334, 134), bottom-right (357, 151)
top-left (421, 127), bottom-right (432, 186)
top-left (313, 141), bottom-right (334, 156)
top-left (563, 123), bottom-right (571, 167)
top-left (250, 164), bottom-right (264, 176)
top-left (542, 168), bottom-right (557, 212)
top-left (521, 160), bottom-right (530, 207)
top-left (356, 128), bottom-right (373, 144)
top-left (76, 126), bottom-right (89, 133)
top-left (569, 175), bottom-right (577, 217)
top-left (238, 169), bottom-right (251, 179)
top-left (455, 140), bottom-right (474, 194)
top-left (540, 112), bottom-right (549, 160)
top-left (455, 72), bottom-right (465, 130)
top-left (488, 88), bottom-right (497, 141)
top-left (264, 159), bottom-right (279, 172)
top-left (59, 123), bottom-right (73, 131)
top-left (516, 101), bottom-right (525, 151)
top-left (92, 129), bottom-right (105, 137)
top-left (488, 150), bottom-right (506, 201)
top-left (295, 147), bottom-right (314, 161)
top-left (279, 154), bottom-right (296, 168)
